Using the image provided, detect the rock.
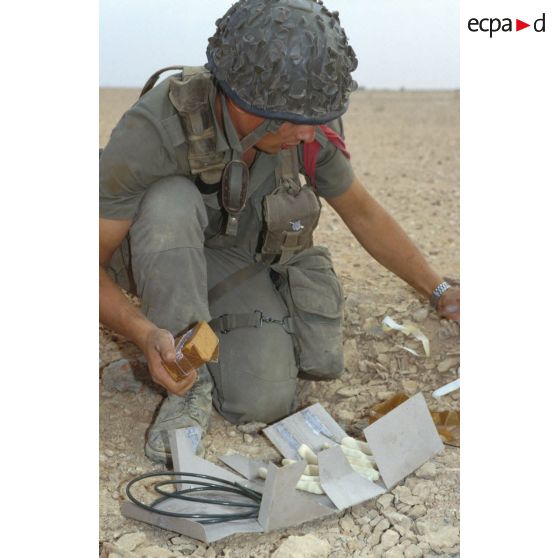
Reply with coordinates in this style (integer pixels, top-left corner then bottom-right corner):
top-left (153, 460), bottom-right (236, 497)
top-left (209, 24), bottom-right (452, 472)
top-left (344, 338), bottom-right (360, 372)
top-left (101, 543), bottom-right (134, 558)
top-left (377, 354), bottom-right (391, 368)
top-left (377, 390), bottom-right (396, 401)
top-left (404, 544), bottom-right (424, 558)
top-left (102, 358), bottom-right (145, 393)
top-left (272, 534), bottom-right (331, 558)
top-left (237, 421), bottom-right (267, 434)
top-left (411, 481), bottom-right (432, 500)
top-left (227, 428), bottom-right (238, 437)
top-left (417, 541), bottom-right (431, 554)
top-left (205, 548), bottom-right (217, 558)
top-left (345, 293), bottom-right (360, 308)
top-left (355, 511), bottom-right (376, 525)
top-left (417, 524), bottom-right (459, 554)
top-left (243, 434), bottom-right (254, 443)
top-left (339, 515), bottom-right (356, 533)
top-left (376, 493), bottom-right (395, 511)
top-left (336, 386), bottom-right (362, 398)
top-left (169, 536), bottom-right (196, 553)
top-left (415, 462), bottom-right (437, 479)
top-left (381, 529), bottom-right (400, 550)
top-left (116, 532), bottom-right (146, 552)
top-left (409, 504), bottom-right (427, 519)
top-left (385, 547), bottom-right (405, 558)
top-left (336, 408), bottom-right (356, 422)
top-left (369, 325), bottom-right (388, 340)
top-left (437, 356), bottom-right (460, 373)
top-left (347, 540), bottom-right (362, 554)
top-left (386, 513), bottom-right (416, 541)
top-left (411, 307), bottom-right (429, 322)
top-left (397, 504), bottom-right (412, 515)
top-left (394, 486), bottom-right (420, 506)
top-left (402, 380), bottom-right (418, 393)
top-left (138, 546), bottom-right (176, 558)
top-left (368, 518), bottom-right (390, 546)
top-left (361, 523), bottom-right (373, 537)
top-left (384, 511), bottom-right (412, 532)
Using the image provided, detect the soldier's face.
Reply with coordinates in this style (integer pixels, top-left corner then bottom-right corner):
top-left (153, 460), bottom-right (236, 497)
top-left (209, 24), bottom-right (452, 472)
top-left (228, 99), bottom-right (316, 153)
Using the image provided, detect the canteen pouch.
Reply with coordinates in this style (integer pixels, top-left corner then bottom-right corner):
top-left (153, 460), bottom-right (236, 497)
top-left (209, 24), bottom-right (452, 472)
top-left (272, 246), bottom-right (344, 379)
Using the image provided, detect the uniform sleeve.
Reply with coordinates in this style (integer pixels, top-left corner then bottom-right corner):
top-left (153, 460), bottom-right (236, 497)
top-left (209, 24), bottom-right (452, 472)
top-left (99, 108), bottom-right (180, 220)
top-left (313, 141), bottom-right (355, 198)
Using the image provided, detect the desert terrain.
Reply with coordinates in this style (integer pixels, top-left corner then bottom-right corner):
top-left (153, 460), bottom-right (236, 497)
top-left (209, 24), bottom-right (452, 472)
top-left (99, 87), bottom-right (460, 558)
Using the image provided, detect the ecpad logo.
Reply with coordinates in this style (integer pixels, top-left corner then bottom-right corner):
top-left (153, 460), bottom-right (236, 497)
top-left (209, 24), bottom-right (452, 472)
top-left (468, 13), bottom-right (546, 37)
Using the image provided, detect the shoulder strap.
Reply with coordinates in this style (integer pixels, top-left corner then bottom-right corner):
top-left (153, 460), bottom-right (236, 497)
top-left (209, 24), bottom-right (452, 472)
top-left (167, 67), bottom-right (228, 184)
top-left (139, 65), bottom-right (185, 98)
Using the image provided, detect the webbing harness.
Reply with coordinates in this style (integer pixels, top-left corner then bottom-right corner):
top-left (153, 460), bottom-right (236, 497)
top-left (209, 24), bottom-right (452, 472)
top-left (139, 66), bottom-right (350, 334)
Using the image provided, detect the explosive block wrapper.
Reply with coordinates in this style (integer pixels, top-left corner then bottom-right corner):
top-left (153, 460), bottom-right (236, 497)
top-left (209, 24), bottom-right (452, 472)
top-left (163, 321), bottom-right (219, 383)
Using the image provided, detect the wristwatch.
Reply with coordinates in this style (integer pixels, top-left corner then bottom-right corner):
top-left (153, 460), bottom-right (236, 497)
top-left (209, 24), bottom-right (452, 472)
top-left (430, 281), bottom-right (452, 309)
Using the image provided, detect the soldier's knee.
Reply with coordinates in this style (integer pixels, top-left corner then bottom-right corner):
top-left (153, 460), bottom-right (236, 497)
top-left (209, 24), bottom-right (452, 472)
top-left (208, 327), bottom-right (298, 424)
top-left (131, 176), bottom-right (208, 252)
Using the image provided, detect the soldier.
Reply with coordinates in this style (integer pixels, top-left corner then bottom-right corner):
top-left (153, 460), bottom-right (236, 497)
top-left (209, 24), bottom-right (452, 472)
top-left (99, 0), bottom-right (459, 464)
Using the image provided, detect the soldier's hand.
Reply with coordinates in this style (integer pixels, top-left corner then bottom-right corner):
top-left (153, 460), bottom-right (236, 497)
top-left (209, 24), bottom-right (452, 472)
top-left (140, 326), bottom-right (198, 395)
top-left (436, 287), bottom-right (460, 323)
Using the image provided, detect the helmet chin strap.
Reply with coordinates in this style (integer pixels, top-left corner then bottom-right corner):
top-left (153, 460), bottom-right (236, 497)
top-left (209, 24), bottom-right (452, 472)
top-left (220, 94), bottom-right (283, 156)
top-left (218, 94), bottom-right (284, 237)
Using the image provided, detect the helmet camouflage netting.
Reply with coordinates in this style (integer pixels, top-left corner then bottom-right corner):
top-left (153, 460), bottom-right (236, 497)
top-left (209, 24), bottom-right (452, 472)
top-left (206, 0), bottom-right (358, 124)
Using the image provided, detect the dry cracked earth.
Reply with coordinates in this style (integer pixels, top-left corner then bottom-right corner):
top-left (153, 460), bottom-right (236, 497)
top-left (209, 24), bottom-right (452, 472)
top-left (99, 87), bottom-right (460, 558)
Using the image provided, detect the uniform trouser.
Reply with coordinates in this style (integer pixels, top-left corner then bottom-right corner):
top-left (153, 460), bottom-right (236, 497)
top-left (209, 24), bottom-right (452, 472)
top-left (108, 176), bottom-right (300, 424)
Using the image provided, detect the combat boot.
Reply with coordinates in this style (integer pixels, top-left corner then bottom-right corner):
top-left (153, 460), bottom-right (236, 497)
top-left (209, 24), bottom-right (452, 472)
top-left (145, 366), bottom-right (213, 465)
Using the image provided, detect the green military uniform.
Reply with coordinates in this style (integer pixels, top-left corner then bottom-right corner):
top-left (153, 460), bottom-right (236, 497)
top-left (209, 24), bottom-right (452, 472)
top-left (100, 70), bottom-right (355, 425)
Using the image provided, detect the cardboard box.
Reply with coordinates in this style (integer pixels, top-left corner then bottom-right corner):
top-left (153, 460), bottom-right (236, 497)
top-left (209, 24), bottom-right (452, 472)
top-left (121, 393), bottom-right (443, 543)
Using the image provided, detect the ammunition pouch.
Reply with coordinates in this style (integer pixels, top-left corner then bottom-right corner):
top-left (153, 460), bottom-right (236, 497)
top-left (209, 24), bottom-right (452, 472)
top-left (261, 146), bottom-right (321, 263)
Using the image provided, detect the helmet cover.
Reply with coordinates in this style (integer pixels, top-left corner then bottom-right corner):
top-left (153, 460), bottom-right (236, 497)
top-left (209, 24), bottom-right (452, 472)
top-left (206, 0), bottom-right (358, 124)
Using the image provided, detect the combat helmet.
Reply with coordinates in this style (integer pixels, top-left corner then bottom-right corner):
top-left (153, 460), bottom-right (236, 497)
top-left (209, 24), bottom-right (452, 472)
top-left (206, 0), bottom-right (358, 125)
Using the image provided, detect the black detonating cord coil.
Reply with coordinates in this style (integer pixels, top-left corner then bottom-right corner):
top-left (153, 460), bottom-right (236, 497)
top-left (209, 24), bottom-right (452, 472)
top-left (126, 471), bottom-right (262, 524)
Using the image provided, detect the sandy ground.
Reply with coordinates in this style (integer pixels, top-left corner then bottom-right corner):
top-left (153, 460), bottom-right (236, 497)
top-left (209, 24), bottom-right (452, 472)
top-left (99, 87), bottom-right (460, 558)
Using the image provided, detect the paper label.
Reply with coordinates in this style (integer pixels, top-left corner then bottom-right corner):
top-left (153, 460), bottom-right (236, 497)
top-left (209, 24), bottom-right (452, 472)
top-left (301, 409), bottom-right (335, 441)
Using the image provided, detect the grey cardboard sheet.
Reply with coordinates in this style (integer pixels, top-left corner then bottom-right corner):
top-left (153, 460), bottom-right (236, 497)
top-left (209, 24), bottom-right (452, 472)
top-left (121, 395), bottom-right (443, 543)
top-left (121, 428), bottom-right (264, 543)
top-left (219, 453), bottom-right (267, 485)
top-left (364, 392), bottom-right (444, 489)
top-left (318, 445), bottom-right (387, 509)
top-left (257, 461), bottom-right (336, 531)
top-left (170, 427), bottom-right (244, 484)
top-left (120, 501), bottom-right (262, 543)
top-left (263, 403), bottom-right (348, 460)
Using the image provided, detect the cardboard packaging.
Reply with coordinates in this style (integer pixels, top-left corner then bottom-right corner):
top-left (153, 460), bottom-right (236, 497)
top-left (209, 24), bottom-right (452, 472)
top-left (121, 393), bottom-right (444, 543)
top-left (163, 321), bottom-right (219, 382)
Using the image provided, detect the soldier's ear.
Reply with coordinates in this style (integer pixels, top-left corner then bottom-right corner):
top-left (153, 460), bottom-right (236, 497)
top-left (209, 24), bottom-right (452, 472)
top-left (227, 98), bottom-right (266, 133)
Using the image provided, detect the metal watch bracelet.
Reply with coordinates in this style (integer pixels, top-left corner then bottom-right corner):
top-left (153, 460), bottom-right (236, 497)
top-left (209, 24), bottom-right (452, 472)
top-left (430, 281), bottom-right (452, 309)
